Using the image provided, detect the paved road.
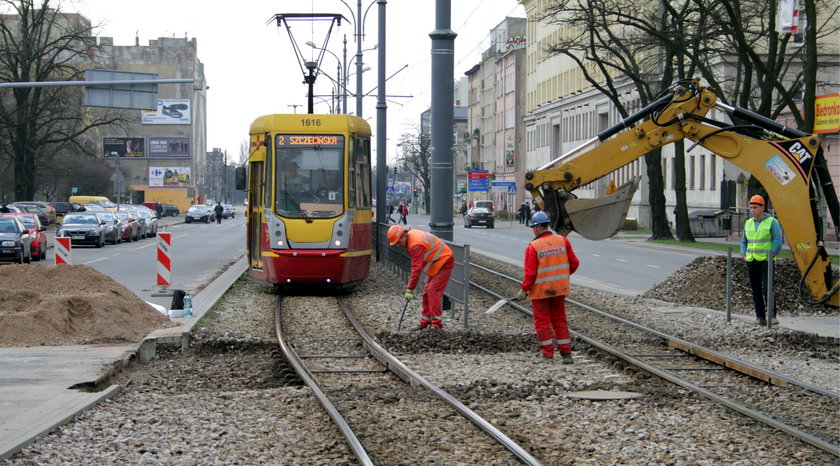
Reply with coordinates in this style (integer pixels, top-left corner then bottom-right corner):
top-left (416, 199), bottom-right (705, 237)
top-left (402, 213), bottom-right (719, 296)
top-left (44, 210), bottom-right (246, 310)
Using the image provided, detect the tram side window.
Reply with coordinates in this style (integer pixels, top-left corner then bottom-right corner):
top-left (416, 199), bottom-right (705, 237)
top-left (353, 138), bottom-right (371, 208)
top-left (264, 136), bottom-right (272, 208)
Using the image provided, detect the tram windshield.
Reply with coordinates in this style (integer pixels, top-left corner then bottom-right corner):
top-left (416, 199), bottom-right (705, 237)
top-left (274, 134), bottom-right (345, 219)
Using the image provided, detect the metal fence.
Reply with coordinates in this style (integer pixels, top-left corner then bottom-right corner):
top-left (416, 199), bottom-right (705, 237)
top-left (374, 223), bottom-right (471, 328)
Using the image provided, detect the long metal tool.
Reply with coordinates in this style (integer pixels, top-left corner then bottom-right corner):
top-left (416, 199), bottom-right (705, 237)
top-left (485, 296), bottom-right (517, 314)
top-left (395, 299), bottom-right (409, 331)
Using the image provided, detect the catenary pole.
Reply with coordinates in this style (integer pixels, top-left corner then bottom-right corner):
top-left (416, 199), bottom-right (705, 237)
top-left (429, 0), bottom-right (455, 242)
top-left (375, 0), bottom-right (388, 240)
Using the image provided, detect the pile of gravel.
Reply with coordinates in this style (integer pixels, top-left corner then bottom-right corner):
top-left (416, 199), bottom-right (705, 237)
top-left (642, 256), bottom-right (837, 317)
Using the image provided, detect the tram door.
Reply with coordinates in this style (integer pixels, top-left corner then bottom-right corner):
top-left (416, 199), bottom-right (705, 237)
top-left (248, 161), bottom-right (264, 268)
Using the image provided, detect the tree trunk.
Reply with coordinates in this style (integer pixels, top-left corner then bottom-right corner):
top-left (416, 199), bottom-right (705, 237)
top-left (673, 140), bottom-right (694, 241)
top-left (645, 148), bottom-right (674, 240)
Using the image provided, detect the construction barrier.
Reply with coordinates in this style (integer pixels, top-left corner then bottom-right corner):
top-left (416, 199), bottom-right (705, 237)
top-left (156, 232), bottom-right (172, 290)
top-left (54, 237), bottom-right (71, 265)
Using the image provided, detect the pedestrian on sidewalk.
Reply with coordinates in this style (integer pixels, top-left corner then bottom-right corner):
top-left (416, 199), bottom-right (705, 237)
top-left (399, 202), bottom-right (408, 225)
top-left (388, 224), bottom-right (454, 330)
top-left (387, 204), bottom-right (396, 224)
top-left (741, 194), bottom-right (782, 326)
top-left (517, 211), bottom-right (580, 364)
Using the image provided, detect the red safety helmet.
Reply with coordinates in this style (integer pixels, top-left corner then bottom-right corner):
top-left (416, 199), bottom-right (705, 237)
top-left (749, 194), bottom-right (765, 206)
top-left (387, 224), bottom-right (407, 245)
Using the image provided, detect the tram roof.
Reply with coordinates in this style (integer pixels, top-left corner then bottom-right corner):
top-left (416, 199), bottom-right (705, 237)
top-left (250, 114), bottom-right (370, 135)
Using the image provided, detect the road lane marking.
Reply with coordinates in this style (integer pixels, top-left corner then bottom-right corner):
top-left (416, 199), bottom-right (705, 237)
top-left (646, 264), bottom-right (660, 268)
top-left (616, 258), bottom-right (627, 262)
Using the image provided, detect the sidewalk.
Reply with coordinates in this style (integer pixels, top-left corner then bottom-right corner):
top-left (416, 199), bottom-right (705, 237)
top-left (0, 256), bottom-right (248, 460)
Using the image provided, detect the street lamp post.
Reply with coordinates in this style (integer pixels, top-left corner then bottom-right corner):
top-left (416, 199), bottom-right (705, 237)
top-left (306, 41), bottom-right (343, 113)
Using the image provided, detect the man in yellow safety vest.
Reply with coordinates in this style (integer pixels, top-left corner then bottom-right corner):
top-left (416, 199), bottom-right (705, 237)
top-left (741, 194), bottom-right (782, 326)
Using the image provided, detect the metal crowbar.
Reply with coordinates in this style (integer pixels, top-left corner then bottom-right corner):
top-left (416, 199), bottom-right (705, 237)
top-left (395, 298), bottom-right (410, 331)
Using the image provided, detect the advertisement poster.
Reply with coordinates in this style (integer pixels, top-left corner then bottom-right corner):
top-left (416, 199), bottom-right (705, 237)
top-left (148, 137), bottom-right (190, 158)
top-left (103, 137), bottom-right (145, 158)
top-left (149, 167), bottom-right (191, 187)
top-left (141, 99), bottom-right (191, 124)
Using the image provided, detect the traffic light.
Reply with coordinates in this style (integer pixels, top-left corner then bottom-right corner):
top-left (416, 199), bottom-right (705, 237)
top-left (413, 188), bottom-right (418, 198)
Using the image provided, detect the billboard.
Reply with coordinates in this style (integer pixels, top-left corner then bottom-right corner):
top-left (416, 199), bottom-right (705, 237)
top-left (149, 137), bottom-right (190, 158)
top-left (141, 99), bottom-right (191, 124)
top-left (814, 93), bottom-right (840, 134)
top-left (103, 137), bottom-right (145, 158)
top-left (149, 167), bottom-right (192, 187)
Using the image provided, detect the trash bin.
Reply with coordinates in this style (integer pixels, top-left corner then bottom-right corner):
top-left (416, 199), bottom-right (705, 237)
top-left (688, 210), bottom-right (727, 237)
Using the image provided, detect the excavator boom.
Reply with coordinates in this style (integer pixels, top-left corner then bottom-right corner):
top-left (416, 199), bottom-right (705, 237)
top-left (525, 79), bottom-right (839, 307)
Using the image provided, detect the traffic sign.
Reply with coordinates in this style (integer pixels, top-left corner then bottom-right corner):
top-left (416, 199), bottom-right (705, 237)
top-left (492, 181), bottom-right (517, 193)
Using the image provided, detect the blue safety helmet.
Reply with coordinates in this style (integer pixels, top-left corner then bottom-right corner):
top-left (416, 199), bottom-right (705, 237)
top-left (529, 211), bottom-right (551, 227)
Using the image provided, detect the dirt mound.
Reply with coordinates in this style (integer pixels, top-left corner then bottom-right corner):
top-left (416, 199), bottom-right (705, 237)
top-left (0, 264), bottom-right (175, 347)
top-left (642, 256), bottom-right (836, 317)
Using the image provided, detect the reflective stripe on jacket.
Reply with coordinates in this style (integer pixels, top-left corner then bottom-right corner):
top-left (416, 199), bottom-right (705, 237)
top-left (745, 216), bottom-right (776, 262)
top-left (406, 229), bottom-right (453, 277)
top-left (528, 234), bottom-right (570, 299)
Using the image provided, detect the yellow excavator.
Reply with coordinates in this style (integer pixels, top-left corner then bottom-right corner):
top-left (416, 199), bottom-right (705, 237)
top-left (525, 79), bottom-right (839, 307)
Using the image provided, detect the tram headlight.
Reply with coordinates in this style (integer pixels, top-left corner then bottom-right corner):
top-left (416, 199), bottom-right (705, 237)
top-left (276, 239), bottom-right (284, 247)
top-left (334, 240), bottom-right (342, 246)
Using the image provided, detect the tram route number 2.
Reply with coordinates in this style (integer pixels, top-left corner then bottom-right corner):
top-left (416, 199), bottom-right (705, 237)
top-left (300, 118), bottom-right (321, 127)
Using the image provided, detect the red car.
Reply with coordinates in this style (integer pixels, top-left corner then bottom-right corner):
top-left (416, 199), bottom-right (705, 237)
top-left (114, 211), bottom-right (141, 242)
top-left (0, 212), bottom-right (47, 261)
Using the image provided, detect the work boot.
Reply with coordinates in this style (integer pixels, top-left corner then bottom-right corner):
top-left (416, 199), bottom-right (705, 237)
top-left (756, 318), bottom-right (767, 326)
top-left (771, 317), bottom-right (780, 325)
top-left (560, 353), bottom-right (574, 365)
top-left (536, 356), bottom-right (553, 363)
top-left (409, 325), bottom-right (426, 332)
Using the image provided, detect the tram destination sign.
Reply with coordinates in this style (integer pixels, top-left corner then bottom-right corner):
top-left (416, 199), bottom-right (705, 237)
top-left (277, 135), bottom-right (340, 146)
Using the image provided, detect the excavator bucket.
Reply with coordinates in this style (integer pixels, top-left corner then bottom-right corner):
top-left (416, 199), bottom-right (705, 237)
top-left (563, 178), bottom-right (639, 241)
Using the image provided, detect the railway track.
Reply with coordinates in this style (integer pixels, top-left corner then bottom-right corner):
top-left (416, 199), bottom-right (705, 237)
top-left (469, 261), bottom-right (840, 458)
top-left (274, 294), bottom-right (542, 465)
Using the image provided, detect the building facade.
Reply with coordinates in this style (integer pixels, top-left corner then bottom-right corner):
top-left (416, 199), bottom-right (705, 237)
top-left (91, 35), bottom-right (208, 212)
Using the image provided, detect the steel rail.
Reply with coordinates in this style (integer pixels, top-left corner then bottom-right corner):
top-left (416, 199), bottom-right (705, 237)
top-left (470, 260), bottom-right (840, 457)
top-left (471, 262), bottom-right (840, 399)
top-left (274, 296), bottom-right (373, 466)
top-left (336, 296), bottom-right (543, 466)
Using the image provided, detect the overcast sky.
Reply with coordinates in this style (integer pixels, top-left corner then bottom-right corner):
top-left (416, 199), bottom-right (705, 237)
top-left (67, 0), bottom-right (525, 165)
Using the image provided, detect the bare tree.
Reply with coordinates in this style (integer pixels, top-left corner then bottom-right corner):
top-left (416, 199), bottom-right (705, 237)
top-left (396, 126), bottom-right (431, 214)
top-left (0, 0), bottom-right (122, 201)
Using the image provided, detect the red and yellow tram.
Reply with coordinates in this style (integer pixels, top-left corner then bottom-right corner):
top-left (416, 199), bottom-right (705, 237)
top-left (238, 114), bottom-right (372, 288)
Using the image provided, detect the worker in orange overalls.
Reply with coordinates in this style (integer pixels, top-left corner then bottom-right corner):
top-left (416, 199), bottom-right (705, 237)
top-left (388, 224), bottom-right (454, 330)
top-left (517, 211), bottom-right (579, 363)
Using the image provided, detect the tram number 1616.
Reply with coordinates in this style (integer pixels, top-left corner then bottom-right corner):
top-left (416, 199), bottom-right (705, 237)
top-left (300, 118), bottom-right (321, 127)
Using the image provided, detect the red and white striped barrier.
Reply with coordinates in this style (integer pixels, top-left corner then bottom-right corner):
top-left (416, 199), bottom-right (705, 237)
top-left (54, 237), bottom-right (72, 265)
top-left (156, 232), bottom-right (172, 289)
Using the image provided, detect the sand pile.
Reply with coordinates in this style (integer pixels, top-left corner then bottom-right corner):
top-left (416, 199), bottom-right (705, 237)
top-left (0, 264), bottom-right (176, 347)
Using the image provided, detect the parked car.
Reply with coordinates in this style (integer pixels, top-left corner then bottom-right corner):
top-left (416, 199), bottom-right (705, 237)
top-left (80, 203), bottom-right (106, 212)
top-left (161, 203), bottom-right (180, 217)
top-left (185, 205), bottom-right (215, 223)
top-left (10, 204), bottom-right (49, 227)
top-left (55, 212), bottom-right (107, 248)
top-left (13, 201), bottom-right (56, 224)
top-left (113, 211), bottom-right (140, 242)
top-left (49, 201), bottom-right (82, 223)
top-left (94, 211), bottom-right (122, 245)
top-left (142, 202), bottom-right (163, 218)
top-left (114, 210), bottom-right (142, 241)
top-left (222, 204), bottom-right (235, 219)
top-left (0, 215), bottom-right (33, 263)
top-left (464, 207), bottom-right (495, 228)
top-left (135, 208), bottom-right (158, 237)
top-left (0, 213), bottom-right (47, 261)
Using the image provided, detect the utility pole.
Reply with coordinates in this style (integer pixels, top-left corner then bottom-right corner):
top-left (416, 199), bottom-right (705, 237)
top-left (429, 0), bottom-right (455, 242)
